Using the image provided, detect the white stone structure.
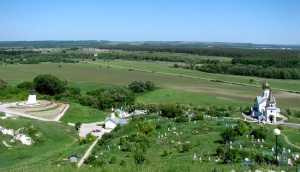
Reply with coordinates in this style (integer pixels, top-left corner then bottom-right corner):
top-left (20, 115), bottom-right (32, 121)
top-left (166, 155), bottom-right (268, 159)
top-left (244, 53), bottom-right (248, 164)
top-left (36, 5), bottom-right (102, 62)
top-left (26, 94), bottom-right (37, 104)
top-left (250, 80), bottom-right (280, 123)
top-left (104, 108), bottom-right (128, 129)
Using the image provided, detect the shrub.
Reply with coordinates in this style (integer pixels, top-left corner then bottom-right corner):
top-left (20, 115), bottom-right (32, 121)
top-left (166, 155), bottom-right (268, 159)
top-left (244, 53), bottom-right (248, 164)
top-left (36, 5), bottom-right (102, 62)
top-left (162, 150), bottom-right (169, 156)
top-left (181, 143), bottom-right (194, 153)
top-left (109, 156), bottom-right (118, 164)
top-left (250, 129), bottom-right (266, 139)
top-left (216, 146), bottom-right (225, 156)
top-left (192, 113), bottom-right (204, 121)
top-left (155, 124), bottom-right (162, 129)
top-left (134, 148), bottom-right (147, 164)
top-left (254, 154), bottom-right (264, 164)
top-left (120, 160), bottom-right (127, 167)
top-left (235, 121), bottom-right (247, 136)
top-left (220, 128), bottom-right (237, 142)
top-left (224, 149), bottom-right (242, 163)
top-left (175, 115), bottom-right (189, 123)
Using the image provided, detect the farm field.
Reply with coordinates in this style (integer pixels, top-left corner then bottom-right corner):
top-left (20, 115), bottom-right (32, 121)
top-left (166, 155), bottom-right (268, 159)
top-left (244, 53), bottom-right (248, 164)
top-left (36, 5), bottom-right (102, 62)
top-left (1, 62), bottom-right (300, 110)
top-left (92, 59), bottom-right (300, 92)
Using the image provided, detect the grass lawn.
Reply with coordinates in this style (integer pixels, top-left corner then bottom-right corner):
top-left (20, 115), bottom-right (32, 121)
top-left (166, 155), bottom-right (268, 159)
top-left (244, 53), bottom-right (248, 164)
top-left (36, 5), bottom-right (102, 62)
top-left (60, 103), bottom-right (107, 123)
top-left (0, 117), bottom-right (91, 171)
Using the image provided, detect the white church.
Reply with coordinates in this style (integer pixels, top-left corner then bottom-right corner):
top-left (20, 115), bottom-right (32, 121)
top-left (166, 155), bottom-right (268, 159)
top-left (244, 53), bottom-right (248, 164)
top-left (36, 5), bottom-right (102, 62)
top-left (104, 108), bottom-right (128, 129)
top-left (250, 80), bottom-right (280, 123)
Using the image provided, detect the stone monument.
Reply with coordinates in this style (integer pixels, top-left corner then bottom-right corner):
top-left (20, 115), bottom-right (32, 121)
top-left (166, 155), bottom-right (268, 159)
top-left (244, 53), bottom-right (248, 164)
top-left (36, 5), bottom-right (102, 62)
top-left (26, 88), bottom-right (37, 104)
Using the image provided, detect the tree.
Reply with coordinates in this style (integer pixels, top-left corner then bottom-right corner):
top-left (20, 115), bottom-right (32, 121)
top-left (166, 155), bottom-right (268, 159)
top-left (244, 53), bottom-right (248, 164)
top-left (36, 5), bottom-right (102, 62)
top-left (128, 81), bottom-right (145, 93)
top-left (16, 81), bottom-right (34, 90)
top-left (192, 113), bottom-right (204, 121)
top-left (250, 129), bottom-right (266, 139)
top-left (234, 121), bottom-right (247, 136)
top-left (98, 86), bottom-right (135, 110)
top-left (75, 122), bottom-right (82, 131)
top-left (109, 156), bottom-right (118, 164)
top-left (134, 148), bottom-right (147, 164)
top-left (220, 128), bottom-right (237, 142)
top-left (160, 104), bottom-right (183, 118)
top-left (181, 143), bottom-right (194, 152)
top-left (145, 81), bottom-right (155, 91)
top-left (175, 115), bottom-right (189, 122)
top-left (33, 74), bottom-right (67, 95)
top-left (137, 121), bottom-right (154, 135)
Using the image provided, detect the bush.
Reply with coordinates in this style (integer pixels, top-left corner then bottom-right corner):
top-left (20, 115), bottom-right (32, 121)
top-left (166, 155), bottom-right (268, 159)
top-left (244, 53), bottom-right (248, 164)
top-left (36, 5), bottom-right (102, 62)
top-left (216, 146), bottom-right (225, 156)
top-left (16, 81), bottom-right (34, 90)
top-left (250, 129), bottom-right (266, 139)
top-left (155, 124), bottom-right (162, 129)
top-left (119, 160), bottom-right (127, 167)
top-left (235, 121), bottom-right (247, 136)
top-left (175, 115), bottom-right (189, 123)
top-left (224, 149), bottom-right (242, 163)
top-left (220, 128), bottom-right (237, 142)
top-left (134, 148), bottom-right (147, 164)
top-left (33, 74), bottom-right (67, 96)
top-left (162, 150), bottom-right (170, 156)
top-left (254, 154), bottom-right (264, 164)
top-left (137, 121), bottom-right (154, 135)
top-left (192, 113), bottom-right (204, 121)
top-left (181, 143), bottom-right (194, 153)
top-left (109, 156), bottom-right (118, 164)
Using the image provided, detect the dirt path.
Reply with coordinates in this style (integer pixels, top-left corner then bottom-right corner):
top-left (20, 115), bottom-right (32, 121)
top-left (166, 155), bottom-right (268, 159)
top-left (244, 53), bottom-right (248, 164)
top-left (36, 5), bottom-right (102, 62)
top-left (281, 134), bottom-right (300, 150)
top-left (77, 129), bottom-right (111, 168)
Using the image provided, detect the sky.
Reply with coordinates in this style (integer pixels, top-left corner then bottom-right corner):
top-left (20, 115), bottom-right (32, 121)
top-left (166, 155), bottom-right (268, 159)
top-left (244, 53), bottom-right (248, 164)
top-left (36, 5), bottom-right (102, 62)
top-left (0, 0), bottom-right (299, 45)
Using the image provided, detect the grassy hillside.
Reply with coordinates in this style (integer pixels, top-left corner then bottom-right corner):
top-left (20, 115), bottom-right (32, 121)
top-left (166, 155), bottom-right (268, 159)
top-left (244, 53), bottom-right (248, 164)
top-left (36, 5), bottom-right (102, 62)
top-left (79, 115), bottom-right (300, 172)
top-left (0, 117), bottom-right (90, 171)
top-left (60, 103), bottom-right (107, 123)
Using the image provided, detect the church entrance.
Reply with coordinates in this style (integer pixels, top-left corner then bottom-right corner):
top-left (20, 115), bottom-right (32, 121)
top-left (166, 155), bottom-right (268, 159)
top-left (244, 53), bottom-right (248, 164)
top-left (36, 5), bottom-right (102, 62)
top-left (269, 115), bottom-right (274, 123)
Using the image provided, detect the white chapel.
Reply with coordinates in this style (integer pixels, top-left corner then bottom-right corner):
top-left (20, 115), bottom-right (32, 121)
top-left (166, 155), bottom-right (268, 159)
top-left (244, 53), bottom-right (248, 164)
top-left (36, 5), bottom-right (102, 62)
top-left (104, 107), bottom-right (128, 129)
top-left (250, 80), bottom-right (280, 123)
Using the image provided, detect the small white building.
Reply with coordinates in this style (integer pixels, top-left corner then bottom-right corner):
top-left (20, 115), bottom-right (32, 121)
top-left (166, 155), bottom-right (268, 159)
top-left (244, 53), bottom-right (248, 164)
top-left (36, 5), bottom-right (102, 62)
top-left (134, 109), bottom-right (147, 115)
top-left (104, 108), bottom-right (128, 129)
top-left (250, 80), bottom-right (280, 123)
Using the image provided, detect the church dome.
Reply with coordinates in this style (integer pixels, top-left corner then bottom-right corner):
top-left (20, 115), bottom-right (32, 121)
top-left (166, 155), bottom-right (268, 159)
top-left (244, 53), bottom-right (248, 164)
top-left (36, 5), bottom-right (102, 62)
top-left (262, 80), bottom-right (270, 89)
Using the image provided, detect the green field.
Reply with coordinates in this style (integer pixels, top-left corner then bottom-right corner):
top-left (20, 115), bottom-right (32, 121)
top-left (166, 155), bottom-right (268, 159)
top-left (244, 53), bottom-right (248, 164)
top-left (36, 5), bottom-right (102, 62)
top-left (1, 62), bottom-right (299, 110)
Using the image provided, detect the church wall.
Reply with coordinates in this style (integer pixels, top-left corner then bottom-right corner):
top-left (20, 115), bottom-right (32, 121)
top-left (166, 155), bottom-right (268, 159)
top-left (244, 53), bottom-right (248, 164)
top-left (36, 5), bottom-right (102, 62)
top-left (105, 121), bottom-right (116, 129)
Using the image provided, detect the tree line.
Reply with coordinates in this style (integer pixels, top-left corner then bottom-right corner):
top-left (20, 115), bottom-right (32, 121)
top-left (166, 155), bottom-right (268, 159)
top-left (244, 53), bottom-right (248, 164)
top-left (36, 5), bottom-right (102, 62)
top-left (232, 58), bottom-right (300, 68)
top-left (96, 45), bottom-right (299, 59)
top-left (196, 64), bottom-right (300, 79)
